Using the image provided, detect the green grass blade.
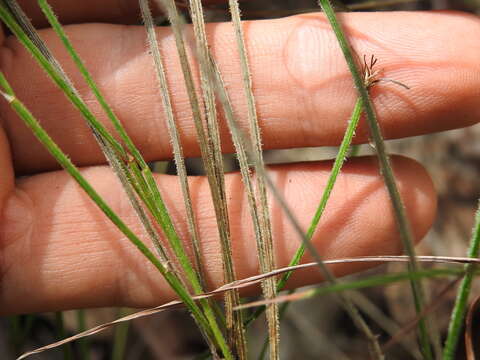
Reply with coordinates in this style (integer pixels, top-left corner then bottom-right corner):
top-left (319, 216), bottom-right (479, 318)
top-left (239, 268), bottom-right (467, 310)
top-left (315, 2), bottom-right (432, 358)
top-left (0, 72), bottom-right (215, 338)
top-left (8, 316), bottom-right (22, 355)
top-left (4, 2), bottom-right (148, 262)
top-left (2, 0), bottom-right (73, 89)
top-left (0, 2), bottom-right (124, 157)
top-left (36, 0), bottom-right (138, 159)
top-left (443, 201), bottom-right (480, 359)
top-left (279, 97), bottom-right (364, 291)
top-left (249, 97), bottom-right (364, 359)
top-left (8, 315), bottom-right (35, 356)
top-left (38, 0), bottom-right (191, 271)
top-left (138, 0), bottom-right (206, 287)
top-left (147, 1), bottom-right (244, 356)
top-left (137, 4), bottom-right (232, 357)
top-left (112, 308), bottom-right (130, 360)
top-left (76, 310), bottom-right (90, 360)
top-left (3, 4), bottom-right (151, 244)
top-left (54, 312), bottom-right (73, 360)
top-left (307, 268), bottom-right (464, 299)
top-left (38, 0), bottom-right (234, 354)
top-left (203, 41), bottom-right (383, 357)
top-left (35, 5), bottom-right (232, 356)
top-left (3, 4), bottom-right (169, 269)
top-left (245, 97), bottom-right (363, 328)
top-left (36, 0), bottom-right (173, 266)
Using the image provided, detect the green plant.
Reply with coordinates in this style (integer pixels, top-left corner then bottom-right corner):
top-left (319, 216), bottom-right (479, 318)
top-left (1, 1), bottom-right (479, 359)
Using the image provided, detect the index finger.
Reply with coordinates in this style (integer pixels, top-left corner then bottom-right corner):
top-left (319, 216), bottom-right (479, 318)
top-left (2, 11), bottom-right (479, 174)
top-left (16, 0), bottom-right (227, 27)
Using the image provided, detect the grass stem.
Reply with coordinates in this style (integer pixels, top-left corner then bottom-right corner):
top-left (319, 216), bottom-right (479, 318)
top-left (443, 201), bottom-right (480, 359)
top-left (112, 308), bottom-right (130, 360)
top-left (226, 1), bottom-right (279, 357)
top-left (76, 310), bottom-right (90, 360)
top-left (54, 312), bottom-right (73, 360)
top-left (315, 2), bottom-right (432, 358)
top-left (0, 71), bottom-right (217, 346)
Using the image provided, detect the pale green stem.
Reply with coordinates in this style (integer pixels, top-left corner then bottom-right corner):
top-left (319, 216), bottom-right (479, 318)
top-left (443, 201), bottom-right (480, 359)
top-left (316, 2), bottom-right (431, 358)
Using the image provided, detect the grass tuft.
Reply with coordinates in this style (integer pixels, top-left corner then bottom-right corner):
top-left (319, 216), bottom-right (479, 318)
top-left (4, 1), bottom-right (480, 359)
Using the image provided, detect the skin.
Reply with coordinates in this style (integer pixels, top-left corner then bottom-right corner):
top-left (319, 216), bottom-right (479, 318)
top-left (0, 1), bottom-right (479, 315)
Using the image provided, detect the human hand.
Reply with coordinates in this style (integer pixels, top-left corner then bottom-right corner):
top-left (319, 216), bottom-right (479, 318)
top-left (0, 1), bottom-right (479, 315)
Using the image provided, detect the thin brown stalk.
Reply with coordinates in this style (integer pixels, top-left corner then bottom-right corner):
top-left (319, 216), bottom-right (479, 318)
top-left (217, 255), bottom-right (480, 291)
top-left (186, 1), bottom-right (247, 356)
top-left (139, 3), bottom-right (224, 356)
top-left (17, 256), bottom-right (478, 359)
top-left (11, 0), bottom-right (231, 356)
top-left (383, 278), bottom-right (461, 352)
top-left (195, 52), bottom-right (384, 358)
top-left (139, 0), bottom-right (205, 288)
top-left (227, 1), bottom-right (279, 359)
top-left (103, 143), bottom-right (172, 267)
top-left (202, 64), bottom-right (384, 357)
top-left (153, 0), bottom-right (247, 356)
top-left (146, 2), bottom-right (380, 357)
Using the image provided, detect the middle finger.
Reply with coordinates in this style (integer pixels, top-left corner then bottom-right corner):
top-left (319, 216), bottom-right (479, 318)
top-left (1, 11), bottom-right (479, 174)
